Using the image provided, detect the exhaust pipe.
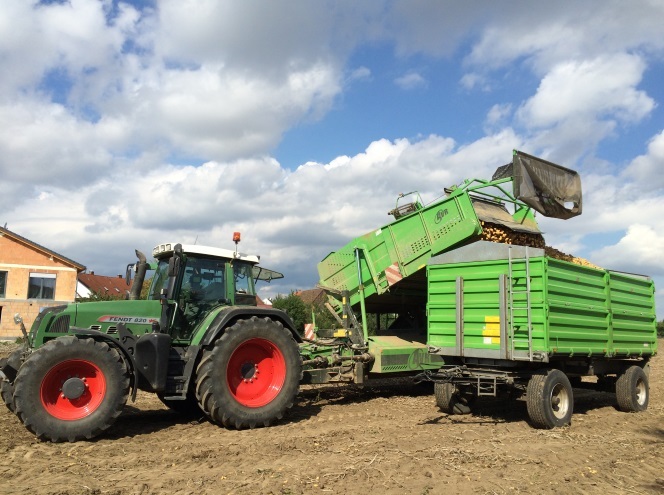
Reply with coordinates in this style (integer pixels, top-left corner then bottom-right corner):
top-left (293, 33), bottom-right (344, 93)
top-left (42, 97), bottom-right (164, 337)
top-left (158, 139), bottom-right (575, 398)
top-left (129, 250), bottom-right (148, 300)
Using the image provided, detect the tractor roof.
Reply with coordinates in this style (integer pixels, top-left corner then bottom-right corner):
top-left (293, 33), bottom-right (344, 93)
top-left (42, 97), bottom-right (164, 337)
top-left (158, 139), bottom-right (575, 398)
top-left (152, 242), bottom-right (260, 264)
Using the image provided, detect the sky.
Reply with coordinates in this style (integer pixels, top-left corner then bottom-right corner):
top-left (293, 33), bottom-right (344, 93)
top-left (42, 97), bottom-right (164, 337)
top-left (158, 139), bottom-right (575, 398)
top-left (1, 0), bottom-right (663, 317)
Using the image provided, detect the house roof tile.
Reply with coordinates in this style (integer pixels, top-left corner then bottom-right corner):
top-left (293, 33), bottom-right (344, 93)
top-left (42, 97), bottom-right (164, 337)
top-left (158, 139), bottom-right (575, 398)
top-left (79, 272), bottom-right (131, 299)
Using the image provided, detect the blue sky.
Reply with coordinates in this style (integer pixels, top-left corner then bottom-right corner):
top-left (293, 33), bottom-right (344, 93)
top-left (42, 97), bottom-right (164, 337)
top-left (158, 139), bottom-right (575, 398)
top-left (1, 1), bottom-right (663, 316)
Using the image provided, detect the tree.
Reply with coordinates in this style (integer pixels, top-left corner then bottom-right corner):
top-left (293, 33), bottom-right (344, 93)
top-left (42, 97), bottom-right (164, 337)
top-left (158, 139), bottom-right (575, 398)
top-left (140, 277), bottom-right (152, 300)
top-left (310, 302), bottom-right (338, 331)
top-left (271, 292), bottom-right (308, 334)
top-left (657, 320), bottom-right (664, 338)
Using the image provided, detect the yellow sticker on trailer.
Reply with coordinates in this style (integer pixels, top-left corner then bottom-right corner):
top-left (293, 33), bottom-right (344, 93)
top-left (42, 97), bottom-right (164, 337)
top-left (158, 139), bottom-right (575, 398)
top-left (483, 316), bottom-right (501, 344)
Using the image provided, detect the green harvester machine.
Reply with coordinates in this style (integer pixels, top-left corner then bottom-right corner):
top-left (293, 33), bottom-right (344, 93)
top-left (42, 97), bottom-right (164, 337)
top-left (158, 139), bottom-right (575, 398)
top-left (311, 150), bottom-right (657, 428)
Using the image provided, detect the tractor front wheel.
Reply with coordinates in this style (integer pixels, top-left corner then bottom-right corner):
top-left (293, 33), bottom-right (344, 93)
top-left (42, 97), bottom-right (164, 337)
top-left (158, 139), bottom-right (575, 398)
top-left (14, 336), bottom-right (129, 442)
top-left (195, 317), bottom-right (301, 429)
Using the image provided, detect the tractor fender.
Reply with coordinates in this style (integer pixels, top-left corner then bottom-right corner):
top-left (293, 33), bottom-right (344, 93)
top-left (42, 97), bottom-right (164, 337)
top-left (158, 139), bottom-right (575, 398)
top-left (198, 306), bottom-right (301, 347)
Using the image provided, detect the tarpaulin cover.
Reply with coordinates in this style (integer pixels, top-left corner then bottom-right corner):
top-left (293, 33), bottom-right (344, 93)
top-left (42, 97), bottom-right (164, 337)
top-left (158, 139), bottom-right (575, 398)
top-left (492, 151), bottom-right (582, 219)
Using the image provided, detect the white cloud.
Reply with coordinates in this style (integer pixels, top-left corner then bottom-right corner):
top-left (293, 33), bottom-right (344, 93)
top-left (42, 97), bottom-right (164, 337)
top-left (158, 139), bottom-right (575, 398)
top-left (624, 130), bottom-right (664, 190)
top-left (592, 224), bottom-right (664, 276)
top-left (464, 1), bottom-right (664, 74)
top-left (394, 72), bottom-right (427, 90)
top-left (135, 62), bottom-right (340, 160)
top-left (348, 66), bottom-right (371, 82)
top-left (0, 0), bottom-right (347, 215)
top-left (0, 97), bottom-right (114, 185)
top-left (485, 103), bottom-right (513, 129)
top-left (154, 1), bottom-right (352, 73)
top-left (517, 54), bottom-right (654, 128)
top-left (459, 72), bottom-right (490, 92)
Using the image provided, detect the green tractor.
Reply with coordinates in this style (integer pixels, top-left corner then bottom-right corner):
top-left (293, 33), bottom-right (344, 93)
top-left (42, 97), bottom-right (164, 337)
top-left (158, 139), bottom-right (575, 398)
top-left (1, 236), bottom-right (303, 442)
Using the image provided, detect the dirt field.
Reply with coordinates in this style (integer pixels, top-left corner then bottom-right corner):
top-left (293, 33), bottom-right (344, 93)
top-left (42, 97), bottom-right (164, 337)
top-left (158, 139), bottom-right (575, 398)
top-left (0, 341), bottom-right (662, 495)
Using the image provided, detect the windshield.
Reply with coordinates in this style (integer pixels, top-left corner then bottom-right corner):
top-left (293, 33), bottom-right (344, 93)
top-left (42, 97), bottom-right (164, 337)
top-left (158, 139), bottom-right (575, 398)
top-left (181, 256), bottom-right (228, 303)
top-left (148, 255), bottom-right (257, 303)
top-left (148, 260), bottom-right (170, 300)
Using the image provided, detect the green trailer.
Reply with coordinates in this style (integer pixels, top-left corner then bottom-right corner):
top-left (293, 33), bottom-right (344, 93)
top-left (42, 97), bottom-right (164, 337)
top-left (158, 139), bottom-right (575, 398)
top-left (425, 241), bottom-right (656, 427)
top-left (427, 241), bottom-right (657, 362)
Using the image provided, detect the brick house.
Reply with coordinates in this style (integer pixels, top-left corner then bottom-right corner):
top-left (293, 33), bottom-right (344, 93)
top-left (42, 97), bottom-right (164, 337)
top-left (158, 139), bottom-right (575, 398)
top-left (0, 227), bottom-right (85, 339)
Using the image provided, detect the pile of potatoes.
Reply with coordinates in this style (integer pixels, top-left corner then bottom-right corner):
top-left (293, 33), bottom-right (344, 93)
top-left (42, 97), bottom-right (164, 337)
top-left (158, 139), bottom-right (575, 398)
top-left (480, 221), bottom-right (546, 248)
top-left (480, 221), bottom-right (600, 269)
top-left (543, 246), bottom-right (601, 269)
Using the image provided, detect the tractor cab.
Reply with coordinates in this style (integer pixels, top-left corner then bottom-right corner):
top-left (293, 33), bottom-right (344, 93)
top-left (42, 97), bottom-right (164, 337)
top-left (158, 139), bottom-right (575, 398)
top-left (147, 237), bottom-right (283, 339)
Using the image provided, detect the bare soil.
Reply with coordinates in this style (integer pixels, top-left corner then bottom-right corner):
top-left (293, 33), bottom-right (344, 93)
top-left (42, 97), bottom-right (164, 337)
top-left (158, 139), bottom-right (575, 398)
top-left (0, 341), bottom-right (662, 495)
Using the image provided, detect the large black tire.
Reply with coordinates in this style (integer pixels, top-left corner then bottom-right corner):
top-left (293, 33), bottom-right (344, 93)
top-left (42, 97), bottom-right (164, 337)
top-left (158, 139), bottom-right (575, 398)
top-left (195, 316), bottom-right (301, 429)
top-left (14, 336), bottom-right (130, 442)
top-left (434, 382), bottom-right (474, 415)
top-left (616, 365), bottom-right (649, 412)
top-left (1, 347), bottom-right (25, 413)
top-left (526, 369), bottom-right (573, 429)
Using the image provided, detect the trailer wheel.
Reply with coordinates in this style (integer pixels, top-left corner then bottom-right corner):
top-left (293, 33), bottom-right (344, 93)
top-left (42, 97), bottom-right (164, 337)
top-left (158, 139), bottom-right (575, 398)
top-left (434, 382), bottom-right (474, 415)
top-left (526, 369), bottom-right (573, 429)
top-left (13, 336), bottom-right (129, 442)
top-left (616, 365), bottom-right (649, 412)
top-left (0, 347), bottom-right (25, 413)
top-left (195, 316), bottom-right (301, 429)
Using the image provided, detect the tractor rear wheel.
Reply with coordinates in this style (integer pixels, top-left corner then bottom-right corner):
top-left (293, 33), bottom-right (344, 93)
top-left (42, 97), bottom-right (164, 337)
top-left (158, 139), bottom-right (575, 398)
top-left (1, 347), bottom-right (25, 413)
top-left (195, 316), bottom-right (301, 429)
top-left (14, 336), bottom-right (129, 442)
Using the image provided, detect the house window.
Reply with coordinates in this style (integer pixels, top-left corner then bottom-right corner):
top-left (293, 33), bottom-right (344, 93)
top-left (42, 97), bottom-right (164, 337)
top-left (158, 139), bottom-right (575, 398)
top-left (28, 273), bottom-right (56, 300)
top-left (0, 271), bottom-right (6, 298)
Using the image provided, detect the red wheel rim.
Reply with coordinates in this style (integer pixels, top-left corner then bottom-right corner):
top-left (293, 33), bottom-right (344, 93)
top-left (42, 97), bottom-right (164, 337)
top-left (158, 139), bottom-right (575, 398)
top-left (226, 338), bottom-right (286, 407)
top-left (40, 359), bottom-right (106, 420)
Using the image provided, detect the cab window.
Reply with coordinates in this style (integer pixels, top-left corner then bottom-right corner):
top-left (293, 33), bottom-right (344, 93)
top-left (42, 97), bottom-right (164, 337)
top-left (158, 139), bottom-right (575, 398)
top-left (233, 262), bottom-right (255, 296)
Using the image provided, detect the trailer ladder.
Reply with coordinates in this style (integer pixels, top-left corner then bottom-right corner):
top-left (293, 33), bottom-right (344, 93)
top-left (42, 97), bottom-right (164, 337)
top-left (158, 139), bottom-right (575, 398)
top-left (508, 246), bottom-right (533, 361)
top-left (475, 375), bottom-right (499, 397)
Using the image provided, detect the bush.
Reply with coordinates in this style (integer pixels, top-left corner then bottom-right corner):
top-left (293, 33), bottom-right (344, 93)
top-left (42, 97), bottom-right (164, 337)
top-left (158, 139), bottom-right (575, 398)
top-left (657, 320), bottom-right (664, 338)
top-left (271, 292), bottom-right (308, 334)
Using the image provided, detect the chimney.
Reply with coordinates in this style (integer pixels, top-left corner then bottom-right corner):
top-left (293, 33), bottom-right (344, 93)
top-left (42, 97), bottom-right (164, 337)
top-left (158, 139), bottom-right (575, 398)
top-left (90, 271), bottom-right (94, 275)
